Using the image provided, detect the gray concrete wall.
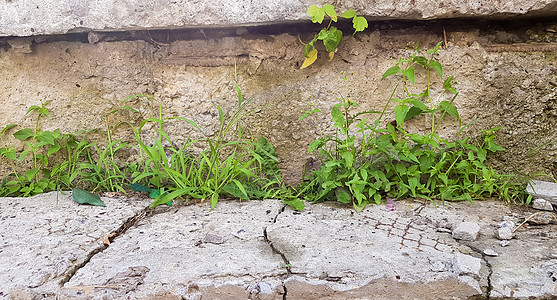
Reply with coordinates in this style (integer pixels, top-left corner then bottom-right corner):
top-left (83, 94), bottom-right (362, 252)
top-left (1, 0), bottom-right (557, 37)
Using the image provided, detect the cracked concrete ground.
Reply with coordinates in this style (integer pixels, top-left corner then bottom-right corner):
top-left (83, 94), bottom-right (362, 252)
top-left (0, 193), bottom-right (556, 299)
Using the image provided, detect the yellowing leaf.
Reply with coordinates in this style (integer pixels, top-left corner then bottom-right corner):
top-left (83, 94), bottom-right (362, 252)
top-left (300, 49), bottom-right (318, 69)
top-left (329, 51), bottom-right (335, 61)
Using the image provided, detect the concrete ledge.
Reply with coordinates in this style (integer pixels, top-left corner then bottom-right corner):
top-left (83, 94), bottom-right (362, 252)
top-left (1, 0), bottom-right (557, 37)
top-left (2, 194), bottom-right (556, 299)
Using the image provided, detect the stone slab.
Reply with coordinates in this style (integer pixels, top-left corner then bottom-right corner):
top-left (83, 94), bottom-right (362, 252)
top-left (0, 191), bottom-right (151, 299)
top-left (60, 200), bottom-right (287, 299)
top-left (527, 180), bottom-right (557, 205)
top-left (265, 201), bottom-right (485, 299)
top-left (1, 0), bottom-right (557, 37)
top-left (1, 195), bottom-right (557, 299)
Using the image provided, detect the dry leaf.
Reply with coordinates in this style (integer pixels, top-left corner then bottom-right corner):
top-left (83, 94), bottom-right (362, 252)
top-left (300, 49), bottom-right (318, 69)
top-left (103, 232), bottom-right (117, 246)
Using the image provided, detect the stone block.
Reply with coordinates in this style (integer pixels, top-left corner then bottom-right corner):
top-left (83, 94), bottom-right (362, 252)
top-left (1, 0), bottom-right (557, 37)
top-left (495, 227), bottom-right (513, 240)
top-left (526, 180), bottom-right (557, 205)
top-left (532, 199), bottom-right (554, 211)
top-left (452, 222), bottom-right (480, 241)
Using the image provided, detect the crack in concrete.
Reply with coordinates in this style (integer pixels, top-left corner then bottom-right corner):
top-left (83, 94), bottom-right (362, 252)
top-left (57, 204), bottom-right (160, 287)
top-left (263, 204), bottom-right (290, 299)
top-left (465, 244), bottom-right (494, 300)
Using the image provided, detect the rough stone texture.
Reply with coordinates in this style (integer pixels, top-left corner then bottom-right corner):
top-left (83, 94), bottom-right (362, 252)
top-left (0, 195), bottom-right (556, 299)
top-left (0, 191), bottom-right (151, 299)
top-left (533, 198), bottom-right (554, 211)
top-left (527, 180), bottom-right (557, 205)
top-left (527, 212), bottom-right (557, 225)
top-left (452, 222), bottom-right (480, 241)
top-left (60, 200), bottom-right (286, 300)
top-left (494, 226), bottom-right (514, 240)
top-left (479, 230), bottom-right (557, 298)
top-left (0, 20), bottom-right (556, 184)
top-left (1, 0), bottom-right (557, 37)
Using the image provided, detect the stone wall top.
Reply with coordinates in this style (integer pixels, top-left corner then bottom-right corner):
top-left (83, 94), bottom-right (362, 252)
top-left (1, 0), bottom-right (556, 37)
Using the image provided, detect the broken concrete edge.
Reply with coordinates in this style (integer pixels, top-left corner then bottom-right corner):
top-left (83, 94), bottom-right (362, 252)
top-left (1, 0), bottom-right (557, 38)
top-left (3, 13), bottom-right (557, 39)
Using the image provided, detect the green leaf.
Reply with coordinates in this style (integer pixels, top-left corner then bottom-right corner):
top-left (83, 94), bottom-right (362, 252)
top-left (394, 104), bottom-right (409, 127)
top-left (13, 128), bottom-right (34, 141)
top-left (429, 60), bottom-right (443, 78)
top-left (308, 139), bottom-right (324, 153)
top-left (331, 105), bottom-right (345, 130)
top-left (307, 5), bottom-right (325, 23)
top-left (352, 16), bottom-right (368, 33)
top-left (232, 179), bottom-right (250, 200)
top-left (409, 97), bottom-right (428, 111)
top-left (341, 151), bottom-right (354, 169)
top-left (282, 198), bottom-right (305, 210)
top-left (395, 163), bottom-right (407, 175)
top-left (374, 192), bottom-right (381, 204)
top-left (130, 183), bottom-right (153, 192)
top-left (323, 4), bottom-right (337, 22)
top-left (412, 56), bottom-right (428, 67)
top-left (72, 188), bottom-right (106, 206)
top-left (336, 188), bottom-right (351, 203)
top-left (353, 200), bottom-right (368, 212)
top-left (37, 131), bottom-right (55, 145)
top-left (401, 67), bottom-right (415, 84)
top-left (304, 43), bottom-right (311, 58)
top-left (19, 149), bottom-right (30, 162)
top-left (320, 27), bottom-right (343, 53)
top-left (149, 188), bottom-right (162, 198)
top-left (47, 144), bottom-right (60, 156)
top-left (381, 66), bottom-right (401, 80)
top-left (25, 168), bottom-right (39, 181)
top-left (443, 76), bottom-right (458, 94)
top-left (26, 105), bottom-right (40, 114)
top-left (167, 117), bottom-right (201, 131)
top-left (1, 124), bottom-right (17, 135)
top-left (340, 9), bottom-right (356, 18)
top-left (439, 101), bottom-right (459, 120)
top-left (405, 106), bottom-right (423, 121)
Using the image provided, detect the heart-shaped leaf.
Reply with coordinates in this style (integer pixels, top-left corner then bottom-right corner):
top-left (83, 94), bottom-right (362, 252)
top-left (72, 188), bottom-right (105, 206)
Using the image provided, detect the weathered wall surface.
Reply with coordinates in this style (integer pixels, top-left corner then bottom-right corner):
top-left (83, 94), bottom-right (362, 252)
top-left (1, 0), bottom-right (557, 37)
top-left (0, 19), bottom-right (556, 183)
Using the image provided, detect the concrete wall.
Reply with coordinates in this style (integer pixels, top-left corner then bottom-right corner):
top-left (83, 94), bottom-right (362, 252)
top-left (0, 2), bottom-right (556, 183)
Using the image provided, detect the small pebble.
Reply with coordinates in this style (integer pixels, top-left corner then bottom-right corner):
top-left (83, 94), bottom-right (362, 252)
top-left (495, 227), bottom-right (513, 240)
top-left (483, 249), bottom-right (498, 257)
top-left (532, 199), bottom-right (554, 211)
top-left (500, 240), bottom-right (511, 247)
top-left (203, 233), bottom-right (224, 244)
top-left (452, 222), bottom-right (480, 241)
